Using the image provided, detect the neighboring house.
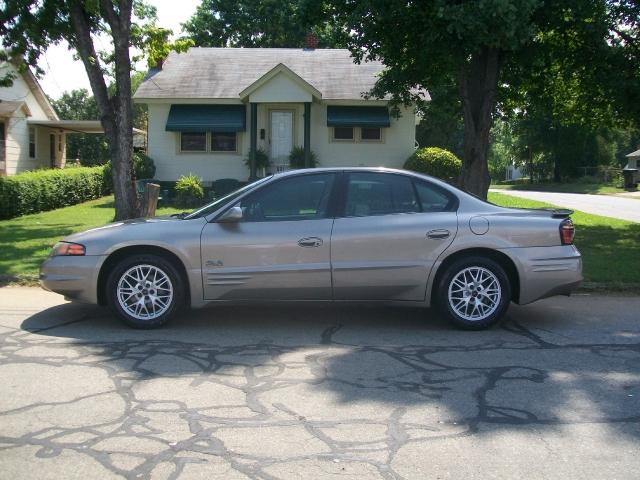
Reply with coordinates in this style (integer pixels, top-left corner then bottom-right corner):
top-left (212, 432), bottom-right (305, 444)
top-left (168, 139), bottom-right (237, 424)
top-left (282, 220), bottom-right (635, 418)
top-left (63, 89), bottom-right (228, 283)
top-left (0, 60), bottom-right (66, 176)
top-left (506, 164), bottom-right (523, 181)
top-left (133, 47), bottom-right (426, 182)
top-left (625, 148), bottom-right (640, 184)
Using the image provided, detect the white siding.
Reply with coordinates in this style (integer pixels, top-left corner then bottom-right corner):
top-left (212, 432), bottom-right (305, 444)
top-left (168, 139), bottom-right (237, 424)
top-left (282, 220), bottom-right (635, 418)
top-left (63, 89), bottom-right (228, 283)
top-left (248, 73), bottom-right (313, 103)
top-left (147, 101), bottom-right (417, 182)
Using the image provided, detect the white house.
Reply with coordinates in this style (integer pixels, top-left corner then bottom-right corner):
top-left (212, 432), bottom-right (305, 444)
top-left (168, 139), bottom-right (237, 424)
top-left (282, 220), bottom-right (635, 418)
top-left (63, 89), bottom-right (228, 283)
top-left (133, 48), bottom-right (425, 182)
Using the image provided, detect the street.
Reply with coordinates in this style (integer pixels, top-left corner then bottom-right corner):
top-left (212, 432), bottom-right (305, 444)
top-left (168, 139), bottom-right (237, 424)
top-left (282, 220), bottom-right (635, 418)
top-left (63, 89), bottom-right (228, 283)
top-left (490, 189), bottom-right (640, 223)
top-left (1, 287), bottom-right (639, 479)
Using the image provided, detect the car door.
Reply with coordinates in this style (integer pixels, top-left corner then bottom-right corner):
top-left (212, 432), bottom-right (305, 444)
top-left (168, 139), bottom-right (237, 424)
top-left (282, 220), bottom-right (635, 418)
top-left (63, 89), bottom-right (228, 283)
top-left (331, 172), bottom-right (458, 301)
top-left (200, 172), bottom-right (336, 300)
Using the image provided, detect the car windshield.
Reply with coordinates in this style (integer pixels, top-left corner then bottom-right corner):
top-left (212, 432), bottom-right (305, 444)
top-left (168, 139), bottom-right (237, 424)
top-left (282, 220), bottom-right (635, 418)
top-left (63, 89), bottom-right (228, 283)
top-left (184, 176), bottom-right (273, 219)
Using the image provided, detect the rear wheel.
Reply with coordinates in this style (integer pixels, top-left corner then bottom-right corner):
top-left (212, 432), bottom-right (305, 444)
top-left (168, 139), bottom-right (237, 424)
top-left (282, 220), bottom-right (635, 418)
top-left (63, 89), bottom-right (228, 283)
top-left (437, 256), bottom-right (511, 330)
top-left (106, 254), bottom-right (184, 328)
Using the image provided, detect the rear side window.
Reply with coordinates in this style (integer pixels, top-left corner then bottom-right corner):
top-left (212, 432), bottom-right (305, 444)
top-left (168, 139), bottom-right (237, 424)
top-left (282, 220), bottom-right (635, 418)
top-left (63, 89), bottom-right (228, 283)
top-left (240, 173), bottom-right (335, 222)
top-left (345, 172), bottom-right (419, 217)
top-left (413, 179), bottom-right (456, 212)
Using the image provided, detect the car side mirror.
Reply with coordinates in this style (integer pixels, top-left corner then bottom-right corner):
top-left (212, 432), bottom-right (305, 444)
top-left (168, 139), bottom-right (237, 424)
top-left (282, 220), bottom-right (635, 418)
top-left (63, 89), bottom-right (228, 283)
top-left (218, 206), bottom-right (243, 223)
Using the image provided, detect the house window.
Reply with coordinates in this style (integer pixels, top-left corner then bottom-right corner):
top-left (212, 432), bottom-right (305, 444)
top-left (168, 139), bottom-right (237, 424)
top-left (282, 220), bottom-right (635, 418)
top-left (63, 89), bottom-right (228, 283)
top-left (360, 127), bottom-right (382, 141)
top-left (180, 132), bottom-right (207, 152)
top-left (28, 127), bottom-right (36, 158)
top-left (211, 132), bottom-right (237, 152)
top-left (333, 127), bottom-right (354, 141)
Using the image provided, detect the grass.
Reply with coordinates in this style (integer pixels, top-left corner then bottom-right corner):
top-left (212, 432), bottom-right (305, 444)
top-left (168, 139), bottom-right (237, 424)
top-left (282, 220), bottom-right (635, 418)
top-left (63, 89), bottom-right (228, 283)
top-left (0, 196), bottom-right (181, 282)
top-left (1, 193), bottom-right (637, 290)
top-left (490, 182), bottom-right (629, 195)
top-left (489, 192), bottom-right (640, 288)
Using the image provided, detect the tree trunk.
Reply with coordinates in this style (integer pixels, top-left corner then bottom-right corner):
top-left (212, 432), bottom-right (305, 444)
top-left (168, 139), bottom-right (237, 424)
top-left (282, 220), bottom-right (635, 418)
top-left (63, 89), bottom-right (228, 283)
top-left (68, 0), bottom-right (138, 220)
top-left (458, 47), bottom-right (501, 199)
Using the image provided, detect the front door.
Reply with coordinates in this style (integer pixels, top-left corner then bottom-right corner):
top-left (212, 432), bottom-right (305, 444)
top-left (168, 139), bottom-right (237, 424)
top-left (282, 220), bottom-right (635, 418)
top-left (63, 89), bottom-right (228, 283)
top-left (270, 111), bottom-right (293, 165)
top-left (200, 173), bottom-right (336, 301)
top-left (331, 172), bottom-right (458, 301)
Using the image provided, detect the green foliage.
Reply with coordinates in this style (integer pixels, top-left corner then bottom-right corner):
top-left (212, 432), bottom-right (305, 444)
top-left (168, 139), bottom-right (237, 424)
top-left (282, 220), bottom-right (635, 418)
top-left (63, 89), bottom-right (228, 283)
top-left (0, 167), bottom-right (108, 220)
top-left (288, 146), bottom-right (318, 169)
top-left (102, 153), bottom-right (156, 192)
top-left (175, 174), bottom-right (205, 208)
top-left (243, 148), bottom-right (271, 171)
top-left (135, 24), bottom-right (194, 67)
top-left (183, 0), bottom-right (347, 48)
top-left (404, 147), bottom-right (462, 182)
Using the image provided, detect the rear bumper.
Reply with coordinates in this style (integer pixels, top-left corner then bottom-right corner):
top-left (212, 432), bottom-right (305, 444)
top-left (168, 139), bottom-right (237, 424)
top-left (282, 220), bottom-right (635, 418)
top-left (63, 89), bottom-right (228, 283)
top-left (500, 245), bottom-right (583, 305)
top-left (39, 255), bottom-right (106, 304)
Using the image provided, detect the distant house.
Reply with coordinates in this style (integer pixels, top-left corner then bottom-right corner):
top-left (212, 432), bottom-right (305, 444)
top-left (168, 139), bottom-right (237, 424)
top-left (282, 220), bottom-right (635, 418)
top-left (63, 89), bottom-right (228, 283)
top-left (133, 47), bottom-right (426, 182)
top-left (506, 164), bottom-right (524, 182)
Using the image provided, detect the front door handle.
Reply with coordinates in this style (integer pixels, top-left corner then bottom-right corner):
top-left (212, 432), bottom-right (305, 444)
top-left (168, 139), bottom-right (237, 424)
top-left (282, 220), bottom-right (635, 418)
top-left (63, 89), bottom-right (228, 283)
top-left (298, 237), bottom-right (323, 248)
top-left (427, 229), bottom-right (451, 239)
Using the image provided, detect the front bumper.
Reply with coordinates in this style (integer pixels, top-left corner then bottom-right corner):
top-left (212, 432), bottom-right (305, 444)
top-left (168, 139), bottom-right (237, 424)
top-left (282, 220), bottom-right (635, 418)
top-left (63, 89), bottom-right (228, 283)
top-left (501, 245), bottom-right (583, 305)
top-left (40, 255), bottom-right (106, 304)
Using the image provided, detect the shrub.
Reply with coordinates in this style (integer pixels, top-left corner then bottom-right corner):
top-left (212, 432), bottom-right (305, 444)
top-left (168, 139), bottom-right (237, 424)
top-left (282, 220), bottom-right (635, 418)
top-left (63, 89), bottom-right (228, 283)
top-left (174, 174), bottom-right (204, 208)
top-left (243, 148), bottom-right (271, 172)
top-left (0, 166), bottom-right (108, 220)
top-left (404, 147), bottom-right (461, 182)
top-left (288, 146), bottom-right (319, 169)
top-left (103, 153), bottom-right (156, 192)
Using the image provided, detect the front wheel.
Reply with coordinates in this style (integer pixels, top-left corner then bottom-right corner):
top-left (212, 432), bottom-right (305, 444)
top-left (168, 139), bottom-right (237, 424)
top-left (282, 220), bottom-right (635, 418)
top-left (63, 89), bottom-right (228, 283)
top-left (106, 254), bottom-right (184, 328)
top-left (436, 256), bottom-right (511, 330)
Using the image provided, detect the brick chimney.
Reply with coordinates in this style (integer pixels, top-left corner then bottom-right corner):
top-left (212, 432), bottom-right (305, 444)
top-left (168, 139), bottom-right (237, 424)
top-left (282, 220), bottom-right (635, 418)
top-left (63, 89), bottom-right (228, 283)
top-left (303, 32), bottom-right (319, 50)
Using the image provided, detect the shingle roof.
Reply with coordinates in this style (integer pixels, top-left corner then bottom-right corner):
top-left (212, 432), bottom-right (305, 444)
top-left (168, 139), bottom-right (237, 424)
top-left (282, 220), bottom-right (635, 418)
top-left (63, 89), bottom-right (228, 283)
top-left (134, 48), bottom-right (425, 101)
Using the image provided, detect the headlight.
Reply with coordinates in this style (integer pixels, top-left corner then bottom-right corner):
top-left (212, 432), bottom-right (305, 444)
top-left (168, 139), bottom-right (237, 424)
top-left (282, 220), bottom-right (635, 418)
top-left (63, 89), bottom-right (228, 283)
top-left (50, 242), bottom-right (86, 256)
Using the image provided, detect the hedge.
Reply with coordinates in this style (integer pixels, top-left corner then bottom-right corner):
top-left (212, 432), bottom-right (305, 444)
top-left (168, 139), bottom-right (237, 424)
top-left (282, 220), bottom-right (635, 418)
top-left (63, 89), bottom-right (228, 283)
top-left (0, 166), bottom-right (109, 220)
top-left (404, 147), bottom-right (462, 183)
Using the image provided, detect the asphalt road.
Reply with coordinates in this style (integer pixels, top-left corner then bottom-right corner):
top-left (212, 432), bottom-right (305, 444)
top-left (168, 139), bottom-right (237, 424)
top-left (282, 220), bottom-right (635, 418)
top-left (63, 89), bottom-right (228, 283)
top-left (1, 287), bottom-right (639, 479)
top-left (490, 189), bottom-right (640, 222)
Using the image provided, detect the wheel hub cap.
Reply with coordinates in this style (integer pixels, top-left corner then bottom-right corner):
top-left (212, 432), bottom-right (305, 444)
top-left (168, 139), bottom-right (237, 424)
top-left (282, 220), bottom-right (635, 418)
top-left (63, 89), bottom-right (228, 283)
top-left (117, 265), bottom-right (173, 321)
top-left (448, 266), bottom-right (501, 321)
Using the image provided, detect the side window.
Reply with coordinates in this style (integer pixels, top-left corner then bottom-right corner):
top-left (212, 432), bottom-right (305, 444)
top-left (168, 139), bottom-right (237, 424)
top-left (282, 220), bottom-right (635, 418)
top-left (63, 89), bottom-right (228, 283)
top-left (240, 174), bottom-right (335, 222)
top-left (345, 173), bottom-right (419, 217)
top-left (413, 180), bottom-right (455, 212)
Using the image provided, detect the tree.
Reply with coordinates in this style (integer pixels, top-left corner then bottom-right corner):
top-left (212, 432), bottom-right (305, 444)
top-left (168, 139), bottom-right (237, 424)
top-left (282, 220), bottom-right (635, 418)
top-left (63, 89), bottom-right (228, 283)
top-left (183, 0), bottom-right (347, 48)
top-left (329, 0), bottom-right (640, 199)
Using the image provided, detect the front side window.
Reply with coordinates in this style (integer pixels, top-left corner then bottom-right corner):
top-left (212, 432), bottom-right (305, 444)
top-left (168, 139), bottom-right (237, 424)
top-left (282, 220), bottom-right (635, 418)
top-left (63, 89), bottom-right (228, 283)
top-left (180, 132), bottom-right (207, 152)
top-left (240, 173), bottom-right (335, 222)
top-left (333, 127), bottom-right (354, 141)
top-left (28, 127), bottom-right (36, 158)
top-left (345, 172), bottom-right (419, 217)
top-left (211, 131), bottom-right (236, 152)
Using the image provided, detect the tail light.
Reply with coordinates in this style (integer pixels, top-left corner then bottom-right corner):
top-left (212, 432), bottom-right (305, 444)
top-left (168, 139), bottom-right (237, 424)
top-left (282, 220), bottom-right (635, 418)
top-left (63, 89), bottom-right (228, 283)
top-left (559, 219), bottom-right (575, 245)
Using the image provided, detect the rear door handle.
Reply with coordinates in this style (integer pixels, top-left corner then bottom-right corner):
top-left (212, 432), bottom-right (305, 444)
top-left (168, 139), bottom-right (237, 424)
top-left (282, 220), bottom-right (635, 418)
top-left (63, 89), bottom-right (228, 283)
top-left (427, 229), bottom-right (451, 239)
top-left (298, 237), bottom-right (323, 248)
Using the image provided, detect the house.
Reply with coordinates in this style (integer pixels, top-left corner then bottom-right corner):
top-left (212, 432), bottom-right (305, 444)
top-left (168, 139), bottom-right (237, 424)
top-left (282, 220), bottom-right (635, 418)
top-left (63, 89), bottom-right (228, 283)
top-left (133, 47), bottom-right (426, 182)
top-left (506, 164), bottom-right (524, 182)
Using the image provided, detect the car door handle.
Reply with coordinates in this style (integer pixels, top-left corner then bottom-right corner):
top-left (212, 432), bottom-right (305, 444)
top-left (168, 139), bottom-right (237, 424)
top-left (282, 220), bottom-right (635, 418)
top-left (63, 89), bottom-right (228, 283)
top-left (427, 229), bottom-right (451, 239)
top-left (298, 237), bottom-right (323, 248)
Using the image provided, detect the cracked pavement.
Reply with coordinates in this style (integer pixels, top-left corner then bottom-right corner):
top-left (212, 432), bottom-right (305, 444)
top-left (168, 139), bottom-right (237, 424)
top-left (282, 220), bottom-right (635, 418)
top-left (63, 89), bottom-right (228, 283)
top-left (1, 287), bottom-right (639, 479)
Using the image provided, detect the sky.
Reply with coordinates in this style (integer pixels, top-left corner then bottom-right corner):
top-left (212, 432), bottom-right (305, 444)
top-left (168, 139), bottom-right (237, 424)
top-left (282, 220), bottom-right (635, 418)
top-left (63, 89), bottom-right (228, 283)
top-left (37, 0), bottom-right (202, 99)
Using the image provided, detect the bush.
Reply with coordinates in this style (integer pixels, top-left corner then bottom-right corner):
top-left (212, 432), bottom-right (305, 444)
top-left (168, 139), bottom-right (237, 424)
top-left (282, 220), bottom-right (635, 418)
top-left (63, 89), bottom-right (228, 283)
top-left (288, 146), bottom-right (318, 169)
top-left (243, 148), bottom-right (271, 172)
top-left (404, 147), bottom-right (461, 182)
top-left (103, 153), bottom-right (156, 192)
top-left (174, 174), bottom-right (204, 208)
top-left (0, 166), bottom-right (108, 220)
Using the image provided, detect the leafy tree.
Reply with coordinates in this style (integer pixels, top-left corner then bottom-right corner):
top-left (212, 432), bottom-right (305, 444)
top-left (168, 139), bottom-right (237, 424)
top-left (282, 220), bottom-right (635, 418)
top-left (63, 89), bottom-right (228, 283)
top-left (329, 0), bottom-right (640, 199)
top-left (183, 0), bottom-right (346, 48)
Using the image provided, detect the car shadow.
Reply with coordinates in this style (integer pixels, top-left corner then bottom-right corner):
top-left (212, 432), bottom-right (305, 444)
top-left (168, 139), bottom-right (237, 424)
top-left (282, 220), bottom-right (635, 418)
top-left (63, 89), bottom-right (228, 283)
top-left (17, 299), bottom-right (640, 441)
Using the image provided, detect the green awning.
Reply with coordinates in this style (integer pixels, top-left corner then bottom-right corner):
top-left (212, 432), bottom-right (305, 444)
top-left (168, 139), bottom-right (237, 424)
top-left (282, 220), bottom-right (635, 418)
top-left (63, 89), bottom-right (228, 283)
top-left (326, 106), bottom-right (390, 128)
top-left (165, 104), bottom-right (246, 132)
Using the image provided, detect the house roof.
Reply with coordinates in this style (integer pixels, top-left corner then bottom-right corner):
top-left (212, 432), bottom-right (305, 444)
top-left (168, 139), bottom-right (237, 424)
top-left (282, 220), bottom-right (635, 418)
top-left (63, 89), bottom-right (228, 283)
top-left (626, 149), bottom-right (640, 158)
top-left (27, 119), bottom-right (145, 135)
top-left (0, 100), bottom-right (30, 117)
top-left (134, 48), bottom-right (429, 102)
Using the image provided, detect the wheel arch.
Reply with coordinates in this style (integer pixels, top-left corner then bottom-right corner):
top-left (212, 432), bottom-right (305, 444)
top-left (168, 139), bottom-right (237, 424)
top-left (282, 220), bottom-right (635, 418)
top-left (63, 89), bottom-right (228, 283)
top-left (97, 245), bottom-right (190, 307)
top-left (429, 247), bottom-right (520, 305)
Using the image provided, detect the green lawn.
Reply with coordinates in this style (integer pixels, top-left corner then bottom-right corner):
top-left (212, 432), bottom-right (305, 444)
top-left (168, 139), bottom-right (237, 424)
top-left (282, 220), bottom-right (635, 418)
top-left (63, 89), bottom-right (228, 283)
top-left (490, 182), bottom-right (629, 196)
top-left (489, 192), bottom-right (640, 287)
top-left (0, 193), bottom-right (637, 289)
top-left (0, 196), bottom-right (180, 281)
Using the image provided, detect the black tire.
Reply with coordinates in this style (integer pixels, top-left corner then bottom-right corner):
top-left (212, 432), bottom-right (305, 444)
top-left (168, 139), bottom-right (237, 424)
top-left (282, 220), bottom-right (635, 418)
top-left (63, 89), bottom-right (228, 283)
top-left (436, 256), bottom-right (511, 330)
top-left (106, 254), bottom-right (184, 329)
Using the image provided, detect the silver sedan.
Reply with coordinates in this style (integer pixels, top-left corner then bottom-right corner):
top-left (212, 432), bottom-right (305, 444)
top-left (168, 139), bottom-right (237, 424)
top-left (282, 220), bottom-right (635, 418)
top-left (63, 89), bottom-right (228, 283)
top-left (40, 168), bottom-right (582, 329)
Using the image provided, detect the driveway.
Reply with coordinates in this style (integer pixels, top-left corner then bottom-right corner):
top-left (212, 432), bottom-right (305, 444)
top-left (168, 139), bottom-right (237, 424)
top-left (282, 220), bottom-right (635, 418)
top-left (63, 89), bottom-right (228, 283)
top-left (491, 189), bottom-right (640, 222)
top-left (1, 287), bottom-right (639, 479)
